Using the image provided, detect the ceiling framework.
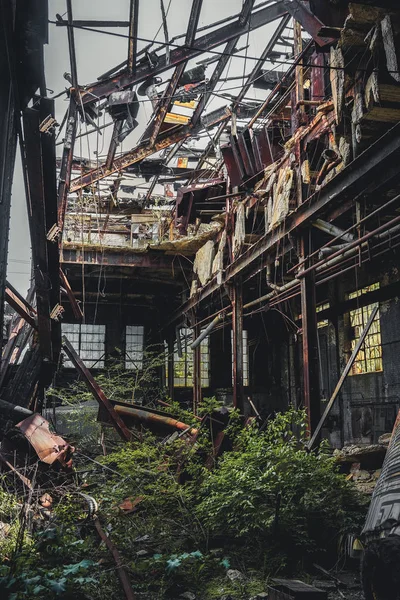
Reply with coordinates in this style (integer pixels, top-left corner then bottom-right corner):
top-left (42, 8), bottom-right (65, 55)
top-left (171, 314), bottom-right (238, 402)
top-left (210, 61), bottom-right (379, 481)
top-left (3, 0), bottom-right (400, 441)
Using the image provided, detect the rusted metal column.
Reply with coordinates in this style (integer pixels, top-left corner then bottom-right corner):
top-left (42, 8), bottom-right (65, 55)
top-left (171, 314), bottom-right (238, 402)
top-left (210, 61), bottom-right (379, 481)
top-left (167, 335), bottom-right (175, 402)
top-left (299, 234), bottom-right (320, 436)
top-left (232, 280), bottom-right (244, 414)
top-left (192, 321), bottom-right (201, 415)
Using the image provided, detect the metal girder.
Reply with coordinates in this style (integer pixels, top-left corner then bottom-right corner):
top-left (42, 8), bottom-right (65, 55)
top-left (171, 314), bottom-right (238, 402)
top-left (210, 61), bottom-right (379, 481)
top-left (233, 14), bottom-right (290, 108)
top-left (307, 306), bottom-right (379, 450)
top-left (191, 0), bottom-right (255, 127)
top-left (62, 336), bottom-right (133, 441)
top-left (61, 247), bottom-right (189, 270)
top-left (105, 120), bottom-right (124, 170)
top-left (70, 104), bottom-right (233, 192)
top-left (146, 0), bottom-right (203, 146)
top-left (248, 39), bottom-right (313, 128)
top-left (59, 268), bottom-right (83, 320)
top-left (4, 284), bottom-right (37, 330)
top-left (127, 0), bottom-right (139, 75)
top-left (57, 97), bottom-right (78, 228)
top-left (56, 19), bottom-right (131, 27)
top-left (0, 1), bottom-right (18, 351)
top-left (283, 0), bottom-right (337, 47)
top-left (239, 0), bottom-right (256, 26)
top-left (191, 36), bottom-right (240, 127)
top-left (169, 121), bottom-right (400, 321)
top-left (22, 107), bottom-right (54, 359)
top-left (79, 2), bottom-right (287, 105)
top-left (66, 0), bottom-right (78, 89)
top-left (300, 237), bottom-right (320, 436)
top-left (144, 139), bottom-right (186, 201)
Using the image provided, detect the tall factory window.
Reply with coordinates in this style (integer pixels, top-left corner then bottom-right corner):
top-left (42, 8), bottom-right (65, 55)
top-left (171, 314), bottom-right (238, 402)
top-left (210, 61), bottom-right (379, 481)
top-left (61, 324), bottom-right (106, 368)
top-left (347, 283), bottom-right (382, 375)
top-left (169, 328), bottom-right (209, 387)
top-left (125, 326), bottom-right (144, 370)
top-left (231, 330), bottom-right (249, 386)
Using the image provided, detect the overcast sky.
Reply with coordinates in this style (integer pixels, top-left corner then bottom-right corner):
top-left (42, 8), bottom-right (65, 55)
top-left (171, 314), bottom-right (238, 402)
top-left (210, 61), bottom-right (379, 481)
top-left (7, 0), bottom-right (281, 294)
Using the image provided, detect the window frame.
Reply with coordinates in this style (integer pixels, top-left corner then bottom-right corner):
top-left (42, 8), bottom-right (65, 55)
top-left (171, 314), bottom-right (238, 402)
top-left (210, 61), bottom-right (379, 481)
top-left (347, 283), bottom-right (383, 376)
top-left (61, 323), bottom-right (106, 368)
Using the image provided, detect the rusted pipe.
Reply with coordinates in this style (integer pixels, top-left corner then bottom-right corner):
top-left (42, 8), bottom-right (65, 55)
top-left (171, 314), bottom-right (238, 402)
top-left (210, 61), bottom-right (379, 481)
top-left (288, 192), bottom-right (400, 275)
top-left (190, 313), bottom-right (222, 349)
top-left (113, 405), bottom-right (198, 436)
top-left (316, 149), bottom-right (339, 185)
top-left (299, 212), bottom-right (400, 279)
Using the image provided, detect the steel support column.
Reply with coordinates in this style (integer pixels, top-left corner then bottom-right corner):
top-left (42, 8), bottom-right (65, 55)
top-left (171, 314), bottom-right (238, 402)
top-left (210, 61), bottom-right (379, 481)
top-left (232, 281), bottom-right (244, 414)
top-left (192, 320), bottom-right (201, 414)
top-left (299, 234), bottom-right (320, 436)
top-left (167, 335), bottom-right (175, 402)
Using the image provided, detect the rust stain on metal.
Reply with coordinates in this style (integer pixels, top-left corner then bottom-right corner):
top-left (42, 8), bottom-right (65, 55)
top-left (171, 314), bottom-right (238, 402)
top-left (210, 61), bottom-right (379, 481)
top-left (16, 414), bottom-right (75, 468)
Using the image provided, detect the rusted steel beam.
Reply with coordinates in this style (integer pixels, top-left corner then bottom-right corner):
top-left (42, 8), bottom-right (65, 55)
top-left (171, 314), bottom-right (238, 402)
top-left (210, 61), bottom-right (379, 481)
top-left (167, 122), bottom-right (400, 323)
top-left (248, 39), bottom-right (313, 128)
top-left (105, 120), bottom-right (124, 170)
top-left (307, 306), bottom-right (379, 451)
top-left (0, 317), bottom-right (28, 388)
top-left (148, 63), bottom-right (187, 146)
top-left (70, 124), bottom-right (192, 192)
top-left (4, 285), bottom-right (37, 331)
top-left (282, 0), bottom-right (337, 47)
top-left (56, 19), bottom-right (130, 27)
top-left (57, 97), bottom-right (78, 229)
top-left (61, 247), bottom-right (187, 270)
top-left (146, 0), bottom-right (203, 146)
top-left (167, 336), bottom-right (175, 402)
top-left (22, 107), bottom-right (55, 360)
top-left (299, 235), bottom-right (320, 436)
top-left (62, 336), bottom-right (132, 442)
top-left (233, 14), bottom-right (290, 108)
top-left (59, 268), bottom-right (83, 320)
top-left (94, 518), bottom-right (135, 600)
top-left (191, 36), bottom-right (240, 127)
top-left (78, 2), bottom-right (287, 105)
top-left (127, 0), bottom-right (139, 75)
top-left (69, 103), bottom-right (232, 192)
top-left (192, 321), bottom-right (201, 414)
top-left (231, 281), bottom-right (244, 414)
top-left (40, 97), bottom-right (62, 361)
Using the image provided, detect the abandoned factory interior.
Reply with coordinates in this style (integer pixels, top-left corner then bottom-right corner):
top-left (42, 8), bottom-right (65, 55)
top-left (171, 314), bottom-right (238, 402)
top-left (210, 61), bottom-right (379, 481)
top-left (4, 0), bottom-right (400, 598)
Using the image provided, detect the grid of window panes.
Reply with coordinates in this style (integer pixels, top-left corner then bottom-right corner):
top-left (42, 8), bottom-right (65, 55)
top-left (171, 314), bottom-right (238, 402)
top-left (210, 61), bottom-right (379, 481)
top-left (348, 283), bottom-right (382, 375)
top-left (231, 330), bottom-right (249, 387)
top-left (61, 323), bottom-right (105, 368)
top-left (125, 326), bottom-right (144, 370)
top-left (171, 328), bottom-right (209, 387)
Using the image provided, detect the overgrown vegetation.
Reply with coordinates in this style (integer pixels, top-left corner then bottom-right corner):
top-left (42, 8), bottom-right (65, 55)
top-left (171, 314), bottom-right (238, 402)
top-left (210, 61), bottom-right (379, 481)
top-left (0, 401), bottom-right (368, 599)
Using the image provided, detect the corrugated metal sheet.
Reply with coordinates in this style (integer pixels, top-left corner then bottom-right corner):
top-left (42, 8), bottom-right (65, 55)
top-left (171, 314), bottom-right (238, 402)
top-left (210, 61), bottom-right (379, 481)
top-left (362, 409), bottom-right (400, 539)
top-left (16, 413), bottom-right (74, 467)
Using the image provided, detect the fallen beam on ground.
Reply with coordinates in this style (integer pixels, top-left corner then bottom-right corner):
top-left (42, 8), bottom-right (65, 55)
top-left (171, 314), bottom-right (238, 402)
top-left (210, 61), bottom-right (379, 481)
top-left (307, 305), bottom-right (379, 451)
top-left (94, 518), bottom-right (136, 600)
top-left (62, 336), bottom-right (132, 442)
top-left (113, 403), bottom-right (198, 436)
